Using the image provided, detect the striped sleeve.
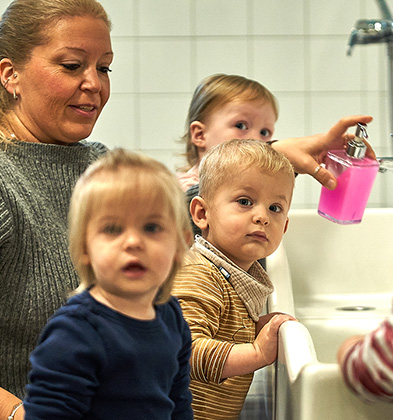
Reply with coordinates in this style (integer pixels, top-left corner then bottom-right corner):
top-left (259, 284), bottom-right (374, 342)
top-left (173, 261), bottom-right (234, 385)
top-left (342, 314), bottom-right (393, 402)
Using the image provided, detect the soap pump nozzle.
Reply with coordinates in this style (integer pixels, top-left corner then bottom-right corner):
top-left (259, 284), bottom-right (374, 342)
top-left (347, 123), bottom-right (367, 158)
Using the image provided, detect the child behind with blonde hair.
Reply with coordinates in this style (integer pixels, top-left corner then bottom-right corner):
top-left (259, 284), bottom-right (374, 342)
top-left (173, 139), bottom-right (297, 420)
top-left (177, 73), bottom-right (278, 192)
top-left (24, 149), bottom-right (193, 420)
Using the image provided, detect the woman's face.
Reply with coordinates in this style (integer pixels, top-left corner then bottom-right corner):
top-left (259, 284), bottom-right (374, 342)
top-left (12, 15), bottom-right (113, 145)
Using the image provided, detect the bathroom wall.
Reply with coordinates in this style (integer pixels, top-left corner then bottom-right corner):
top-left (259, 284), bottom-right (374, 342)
top-left (1, 0), bottom-right (392, 208)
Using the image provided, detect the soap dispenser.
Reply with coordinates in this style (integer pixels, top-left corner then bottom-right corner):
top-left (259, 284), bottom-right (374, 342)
top-left (317, 123), bottom-right (379, 224)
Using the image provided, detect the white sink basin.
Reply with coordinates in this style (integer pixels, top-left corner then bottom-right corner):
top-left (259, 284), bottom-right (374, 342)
top-left (266, 208), bottom-right (393, 420)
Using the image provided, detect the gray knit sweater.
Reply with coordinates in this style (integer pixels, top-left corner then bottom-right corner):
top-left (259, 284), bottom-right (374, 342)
top-left (0, 140), bottom-right (108, 398)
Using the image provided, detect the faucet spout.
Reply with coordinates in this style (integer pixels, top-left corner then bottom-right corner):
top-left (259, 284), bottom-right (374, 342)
top-left (347, 19), bottom-right (393, 56)
top-left (346, 28), bottom-right (358, 56)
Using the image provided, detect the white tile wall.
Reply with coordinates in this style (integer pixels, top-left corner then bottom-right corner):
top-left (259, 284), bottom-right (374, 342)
top-left (1, 0), bottom-right (392, 208)
top-left (195, 0), bottom-right (249, 36)
top-left (138, 0), bottom-right (192, 37)
top-left (252, 0), bottom-right (305, 35)
top-left (308, 0), bottom-right (362, 35)
top-left (253, 38), bottom-right (306, 92)
top-left (195, 38), bottom-right (250, 78)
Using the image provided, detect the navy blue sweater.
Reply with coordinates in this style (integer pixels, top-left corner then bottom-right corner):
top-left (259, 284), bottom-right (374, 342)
top-left (24, 291), bottom-right (193, 420)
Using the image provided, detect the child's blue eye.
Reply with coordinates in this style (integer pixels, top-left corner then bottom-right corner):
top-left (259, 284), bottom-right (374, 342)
top-left (102, 224), bottom-right (123, 234)
top-left (238, 198), bottom-right (252, 206)
top-left (235, 122), bottom-right (247, 130)
top-left (144, 223), bottom-right (162, 233)
top-left (269, 204), bottom-right (282, 213)
top-left (260, 128), bottom-right (272, 137)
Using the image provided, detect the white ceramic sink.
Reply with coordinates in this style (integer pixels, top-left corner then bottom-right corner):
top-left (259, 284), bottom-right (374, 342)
top-left (266, 208), bottom-right (393, 420)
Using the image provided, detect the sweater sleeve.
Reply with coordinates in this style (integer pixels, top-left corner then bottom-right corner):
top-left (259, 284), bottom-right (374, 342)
top-left (173, 263), bottom-right (234, 385)
top-left (342, 314), bottom-right (393, 402)
top-left (24, 313), bottom-right (106, 420)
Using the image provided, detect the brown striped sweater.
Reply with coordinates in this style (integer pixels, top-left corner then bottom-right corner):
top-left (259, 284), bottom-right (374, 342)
top-left (173, 236), bottom-right (273, 420)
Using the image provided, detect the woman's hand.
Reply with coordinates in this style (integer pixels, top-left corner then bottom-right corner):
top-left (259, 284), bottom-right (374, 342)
top-left (0, 388), bottom-right (23, 420)
top-left (272, 115), bottom-right (375, 190)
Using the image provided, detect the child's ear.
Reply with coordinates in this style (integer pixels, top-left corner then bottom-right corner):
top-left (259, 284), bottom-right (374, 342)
top-left (80, 243), bottom-right (91, 266)
top-left (190, 196), bottom-right (208, 231)
top-left (190, 121), bottom-right (207, 148)
top-left (283, 217), bottom-right (289, 234)
top-left (80, 253), bottom-right (90, 266)
top-left (184, 229), bottom-right (193, 248)
top-left (174, 229), bottom-right (193, 264)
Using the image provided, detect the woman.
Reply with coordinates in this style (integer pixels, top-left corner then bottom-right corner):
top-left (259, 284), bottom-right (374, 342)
top-left (0, 0), bottom-right (113, 418)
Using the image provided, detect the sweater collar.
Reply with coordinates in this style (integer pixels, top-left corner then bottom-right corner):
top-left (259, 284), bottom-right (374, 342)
top-left (192, 235), bottom-right (274, 321)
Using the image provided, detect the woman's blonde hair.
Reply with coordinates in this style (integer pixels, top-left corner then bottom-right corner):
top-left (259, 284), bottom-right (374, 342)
top-left (180, 73), bottom-right (279, 171)
top-left (0, 0), bottom-right (111, 136)
top-left (69, 148), bottom-right (192, 304)
top-left (199, 139), bottom-right (295, 202)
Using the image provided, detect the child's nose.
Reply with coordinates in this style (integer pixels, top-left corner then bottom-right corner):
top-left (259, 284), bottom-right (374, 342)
top-left (253, 208), bottom-right (270, 225)
top-left (124, 231), bottom-right (143, 249)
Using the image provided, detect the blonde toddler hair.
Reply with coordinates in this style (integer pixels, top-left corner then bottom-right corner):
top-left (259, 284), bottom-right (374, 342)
top-left (68, 148), bottom-right (192, 304)
top-left (199, 139), bottom-right (295, 202)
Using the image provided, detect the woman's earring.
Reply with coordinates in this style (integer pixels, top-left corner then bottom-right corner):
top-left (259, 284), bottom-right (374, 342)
top-left (3, 73), bottom-right (18, 97)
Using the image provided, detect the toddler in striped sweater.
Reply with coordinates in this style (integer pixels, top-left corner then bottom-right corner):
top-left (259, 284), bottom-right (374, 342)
top-left (173, 139), bottom-right (297, 420)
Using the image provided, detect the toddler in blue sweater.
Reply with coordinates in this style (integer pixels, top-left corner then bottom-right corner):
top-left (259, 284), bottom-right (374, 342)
top-left (24, 148), bottom-right (193, 420)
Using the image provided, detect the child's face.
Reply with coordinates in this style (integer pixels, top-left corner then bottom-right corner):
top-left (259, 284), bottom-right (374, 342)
top-left (83, 196), bottom-right (179, 310)
top-left (192, 100), bottom-right (276, 161)
top-left (201, 167), bottom-right (292, 271)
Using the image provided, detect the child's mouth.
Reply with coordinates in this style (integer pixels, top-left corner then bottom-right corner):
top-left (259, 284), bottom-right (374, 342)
top-left (123, 262), bottom-right (147, 275)
top-left (248, 231), bottom-right (268, 242)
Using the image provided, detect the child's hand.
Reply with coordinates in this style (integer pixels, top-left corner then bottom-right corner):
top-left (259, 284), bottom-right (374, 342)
top-left (253, 313), bottom-right (296, 366)
top-left (337, 334), bottom-right (364, 365)
top-left (221, 313), bottom-right (296, 379)
top-left (255, 312), bottom-right (294, 335)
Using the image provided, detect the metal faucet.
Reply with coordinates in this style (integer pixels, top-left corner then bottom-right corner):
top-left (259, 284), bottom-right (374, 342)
top-left (347, 0), bottom-right (393, 56)
top-left (346, 0), bottom-right (393, 153)
top-left (346, 19), bottom-right (393, 56)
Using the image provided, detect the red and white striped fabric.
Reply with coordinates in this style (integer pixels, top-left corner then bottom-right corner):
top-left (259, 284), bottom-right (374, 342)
top-left (342, 312), bottom-right (393, 402)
